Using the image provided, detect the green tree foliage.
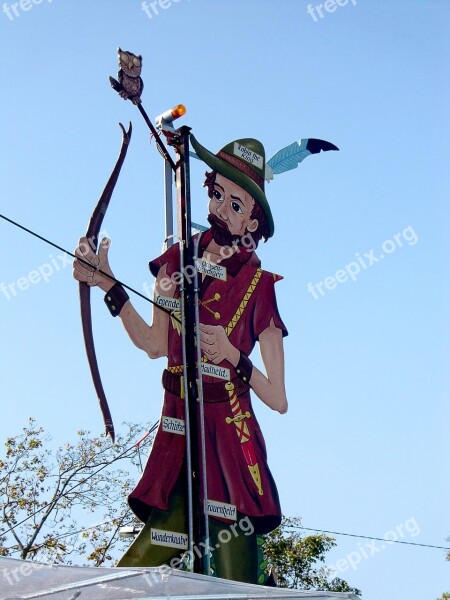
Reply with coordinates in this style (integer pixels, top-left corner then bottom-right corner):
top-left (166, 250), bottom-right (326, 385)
top-left (262, 516), bottom-right (361, 595)
top-left (0, 418), bottom-right (152, 566)
top-left (436, 545), bottom-right (450, 599)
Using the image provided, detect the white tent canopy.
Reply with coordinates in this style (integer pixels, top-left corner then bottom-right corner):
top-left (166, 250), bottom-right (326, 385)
top-left (0, 557), bottom-right (360, 600)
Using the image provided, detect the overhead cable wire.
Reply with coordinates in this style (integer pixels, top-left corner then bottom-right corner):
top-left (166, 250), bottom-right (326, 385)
top-left (6, 519), bottom-right (447, 556)
top-left (293, 526), bottom-right (450, 551)
top-left (3, 515), bottom-right (132, 554)
top-left (0, 213), bottom-right (181, 323)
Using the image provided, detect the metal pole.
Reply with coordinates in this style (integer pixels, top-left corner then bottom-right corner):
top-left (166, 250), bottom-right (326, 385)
top-left (193, 234), bottom-right (210, 575)
top-left (171, 125), bottom-right (205, 574)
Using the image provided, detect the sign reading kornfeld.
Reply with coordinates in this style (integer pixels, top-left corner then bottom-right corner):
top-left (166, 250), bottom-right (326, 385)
top-left (206, 499), bottom-right (237, 521)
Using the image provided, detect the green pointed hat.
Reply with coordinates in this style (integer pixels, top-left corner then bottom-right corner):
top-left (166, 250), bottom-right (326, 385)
top-left (190, 134), bottom-right (274, 238)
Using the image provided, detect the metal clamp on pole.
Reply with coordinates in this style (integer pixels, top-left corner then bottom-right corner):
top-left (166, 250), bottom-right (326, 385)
top-left (156, 105), bottom-right (187, 249)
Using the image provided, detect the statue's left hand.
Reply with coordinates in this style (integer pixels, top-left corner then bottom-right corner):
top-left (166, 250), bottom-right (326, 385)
top-left (199, 323), bottom-right (239, 366)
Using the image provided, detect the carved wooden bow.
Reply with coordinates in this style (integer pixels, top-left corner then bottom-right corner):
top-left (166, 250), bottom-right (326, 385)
top-left (79, 122), bottom-right (132, 443)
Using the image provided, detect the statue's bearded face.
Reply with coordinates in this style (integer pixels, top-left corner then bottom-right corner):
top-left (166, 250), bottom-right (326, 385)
top-left (207, 174), bottom-right (258, 246)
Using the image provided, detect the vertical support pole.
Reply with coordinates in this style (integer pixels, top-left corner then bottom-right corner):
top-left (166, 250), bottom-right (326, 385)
top-left (193, 235), bottom-right (210, 575)
top-left (173, 125), bottom-right (205, 574)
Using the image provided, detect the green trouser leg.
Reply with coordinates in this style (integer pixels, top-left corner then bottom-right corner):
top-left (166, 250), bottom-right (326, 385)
top-left (118, 478), bottom-right (258, 583)
top-left (119, 512), bottom-right (258, 583)
top-left (117, 477), bottom-right (187, 568)
top-left (208, 516), bottom-right (258, 584)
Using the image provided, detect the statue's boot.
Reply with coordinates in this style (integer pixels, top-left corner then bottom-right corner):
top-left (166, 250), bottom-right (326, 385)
top-left (209, 515), bottom-right (258, 584)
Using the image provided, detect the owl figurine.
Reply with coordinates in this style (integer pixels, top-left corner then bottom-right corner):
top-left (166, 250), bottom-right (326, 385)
top-left (110, 48), bottom-right (144, 105)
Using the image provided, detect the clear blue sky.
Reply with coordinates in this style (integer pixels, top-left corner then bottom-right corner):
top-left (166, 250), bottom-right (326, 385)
top-left (1, 1), bottom-right (449, 598)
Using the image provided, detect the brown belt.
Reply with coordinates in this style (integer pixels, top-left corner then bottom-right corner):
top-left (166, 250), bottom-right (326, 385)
top-left (162, 369), bottom-right (250, 403)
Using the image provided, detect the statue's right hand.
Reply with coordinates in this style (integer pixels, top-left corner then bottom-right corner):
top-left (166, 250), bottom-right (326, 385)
top-left (73, 237), bottom-right (115, 292)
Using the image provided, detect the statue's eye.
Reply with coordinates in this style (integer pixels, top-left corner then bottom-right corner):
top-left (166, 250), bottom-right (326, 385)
top-left (213, 189), bottom-right (223, 202)
top-left (232, 201), bottom-right (243, 214)
top-left (120, 52), bottom-right (129, 62)
top-left (132, 57), bottom-right (141, 67)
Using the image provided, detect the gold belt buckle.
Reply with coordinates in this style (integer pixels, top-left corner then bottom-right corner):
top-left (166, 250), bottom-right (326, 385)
top-left (180, 377), bottom-right (200, 400)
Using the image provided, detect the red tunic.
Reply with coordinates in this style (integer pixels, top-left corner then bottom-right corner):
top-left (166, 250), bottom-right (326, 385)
top-left (129, 230), bottom-right (288, 534)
